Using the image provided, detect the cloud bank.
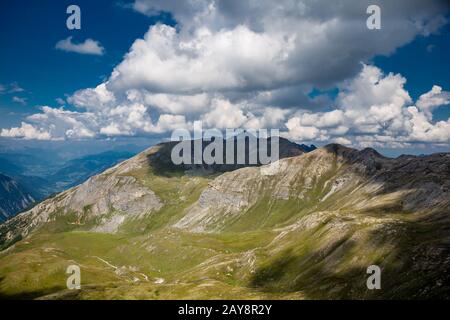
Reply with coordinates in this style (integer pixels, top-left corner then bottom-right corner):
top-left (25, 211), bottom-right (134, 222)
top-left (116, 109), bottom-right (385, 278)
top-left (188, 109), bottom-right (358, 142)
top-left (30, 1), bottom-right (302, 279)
top-left (2, 0), bottom-right (450, 149)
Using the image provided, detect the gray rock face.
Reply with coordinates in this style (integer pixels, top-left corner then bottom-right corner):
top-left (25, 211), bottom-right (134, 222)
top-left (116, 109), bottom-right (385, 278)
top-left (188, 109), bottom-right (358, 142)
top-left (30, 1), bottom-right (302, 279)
top-left (61, 174), bottom-right (162, 217)
top-left (174, 167), bottom-right (259, 231)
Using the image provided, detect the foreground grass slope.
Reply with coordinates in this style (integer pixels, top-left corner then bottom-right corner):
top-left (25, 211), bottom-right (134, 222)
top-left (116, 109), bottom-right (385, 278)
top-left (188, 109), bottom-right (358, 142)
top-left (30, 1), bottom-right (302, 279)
top-left (0, 142), bottom-right (449, 299)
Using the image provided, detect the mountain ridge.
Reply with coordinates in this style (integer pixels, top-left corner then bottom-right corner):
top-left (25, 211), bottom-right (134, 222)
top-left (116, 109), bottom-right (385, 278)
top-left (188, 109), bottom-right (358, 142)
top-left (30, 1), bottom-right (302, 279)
top-left (0, 140), bottom-right (449, 299)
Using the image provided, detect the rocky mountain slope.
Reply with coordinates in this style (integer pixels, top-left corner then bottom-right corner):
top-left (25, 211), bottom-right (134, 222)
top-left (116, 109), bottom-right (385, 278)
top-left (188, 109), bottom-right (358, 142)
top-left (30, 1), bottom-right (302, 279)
top-left (0, 173), bottom-right (34, 223)
top-left (0, 151), bottom-right (136, 212)
top-left (0, 140), bottom-right (449, 299)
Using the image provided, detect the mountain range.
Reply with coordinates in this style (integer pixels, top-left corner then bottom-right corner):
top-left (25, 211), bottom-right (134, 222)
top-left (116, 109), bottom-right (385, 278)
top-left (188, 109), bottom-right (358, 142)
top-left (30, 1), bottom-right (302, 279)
top-left (0, 138), bottom-right (449, 299)
top-left (0, 151), bottom-right (135, 219)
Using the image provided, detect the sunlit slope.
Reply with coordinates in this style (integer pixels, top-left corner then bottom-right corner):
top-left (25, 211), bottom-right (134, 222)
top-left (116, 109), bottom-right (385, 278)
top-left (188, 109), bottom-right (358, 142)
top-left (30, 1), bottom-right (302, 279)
top-left (0, 142), bottom-right (449, 299)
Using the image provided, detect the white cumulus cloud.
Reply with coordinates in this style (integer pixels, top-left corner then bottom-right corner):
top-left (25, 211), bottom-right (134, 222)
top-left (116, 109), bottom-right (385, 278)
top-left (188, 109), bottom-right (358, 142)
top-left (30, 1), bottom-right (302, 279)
top-left (416, 85), bottom-right (450, 119)
top-left (284, 65), bottom-right (450, 147)
top-left (1, 122), bottom-right (52, 140)
top-left (12, 96), bottom-right (27, 105)
top-left (55, 37), bottom-right (105, 56)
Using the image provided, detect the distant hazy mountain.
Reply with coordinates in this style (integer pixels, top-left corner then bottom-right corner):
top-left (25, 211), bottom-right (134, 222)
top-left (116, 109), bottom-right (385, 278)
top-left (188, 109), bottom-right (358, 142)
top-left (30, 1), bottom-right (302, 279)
top-left (0, 151), bottom-right (136, 220)
top-left (46, 151), bottom-right (135, 191)
top-left (0, 151), bottom-right (60, 177)
top-left (0, 139), bottom-right (449, 299)
top-left (0, 173), bottom-right (34, 222)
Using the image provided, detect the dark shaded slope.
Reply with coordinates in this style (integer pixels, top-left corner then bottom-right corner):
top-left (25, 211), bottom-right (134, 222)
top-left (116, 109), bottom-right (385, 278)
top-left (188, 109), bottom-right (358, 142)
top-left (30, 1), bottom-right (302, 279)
top-left (0, 173), bottom-right (34, 222)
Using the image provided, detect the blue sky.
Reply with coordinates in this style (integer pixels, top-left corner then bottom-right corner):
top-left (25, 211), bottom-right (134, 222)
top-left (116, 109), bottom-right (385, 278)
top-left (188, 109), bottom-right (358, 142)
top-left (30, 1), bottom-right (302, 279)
top-left (0, 0), bottom-right (174, 127)
top-left (374, 22), bottom-right (450, 122)
top-left (0, 0), bottom-right (449, 156)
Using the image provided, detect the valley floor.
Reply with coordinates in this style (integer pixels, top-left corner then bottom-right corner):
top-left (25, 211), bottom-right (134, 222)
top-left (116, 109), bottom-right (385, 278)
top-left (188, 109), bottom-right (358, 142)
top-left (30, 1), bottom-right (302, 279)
top-left (0, 229), bottom-right (304, 300)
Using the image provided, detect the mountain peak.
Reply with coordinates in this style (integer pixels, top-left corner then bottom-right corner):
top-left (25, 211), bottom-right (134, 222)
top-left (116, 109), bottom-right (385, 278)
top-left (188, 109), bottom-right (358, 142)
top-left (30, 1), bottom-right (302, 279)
top-left (360, 147), bottom-right (385, 159)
